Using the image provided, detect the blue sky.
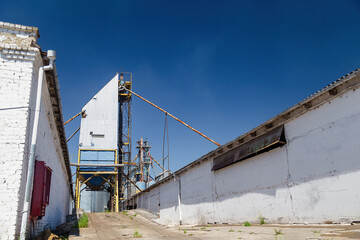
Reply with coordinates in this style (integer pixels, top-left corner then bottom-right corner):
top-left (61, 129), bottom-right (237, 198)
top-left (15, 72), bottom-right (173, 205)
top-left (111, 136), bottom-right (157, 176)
top-left (2, 0), bottom-right (360, 172)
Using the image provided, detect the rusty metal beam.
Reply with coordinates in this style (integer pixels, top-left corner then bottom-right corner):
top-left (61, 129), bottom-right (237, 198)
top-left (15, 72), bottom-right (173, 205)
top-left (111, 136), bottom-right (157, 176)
top-left (122, 87), bottom-right (221, 147)
top-left (64, 110), bottom-right (85, 125)
top-left (149, 154), bottom-right (165, 171)
top-left (121, 172), bottom-right (142, 192)
top-left (66, 127), bottom-right (80, 142)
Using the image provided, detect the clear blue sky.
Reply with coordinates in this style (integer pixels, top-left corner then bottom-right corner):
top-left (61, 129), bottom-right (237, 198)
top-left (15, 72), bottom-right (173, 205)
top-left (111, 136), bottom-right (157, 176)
top-left (2, 0), bottom-right (360, 172)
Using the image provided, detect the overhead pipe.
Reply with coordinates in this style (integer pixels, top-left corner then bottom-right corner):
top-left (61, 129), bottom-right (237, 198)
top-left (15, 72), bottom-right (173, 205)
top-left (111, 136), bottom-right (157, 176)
top-left (20, 50), bottom-right (56, 240)
top-left (66, 127), bottom-right (80, 142)
top-left (174, 175), bottom-right (182, 225)
top-left (70, 163), bottom-right (125, 167)
top-left (64, 110), bottom-right (86, 125)
top-left (119, 87), bottom-right (221, 147)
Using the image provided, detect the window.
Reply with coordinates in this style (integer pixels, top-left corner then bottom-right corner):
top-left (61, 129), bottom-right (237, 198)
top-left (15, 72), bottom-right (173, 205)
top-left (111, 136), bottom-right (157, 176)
top-left (212, 125), bottom-right (286, 171)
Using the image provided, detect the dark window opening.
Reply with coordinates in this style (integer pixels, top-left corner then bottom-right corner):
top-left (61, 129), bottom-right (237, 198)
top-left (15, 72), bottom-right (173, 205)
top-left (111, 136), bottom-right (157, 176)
top-left (212, 125), bottom-right (286, 171)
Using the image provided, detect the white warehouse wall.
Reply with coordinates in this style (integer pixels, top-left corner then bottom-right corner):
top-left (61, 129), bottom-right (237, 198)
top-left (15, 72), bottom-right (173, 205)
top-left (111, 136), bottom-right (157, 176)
top-left (0, 22), bottom-right (71, 240)
top-left (31, 69), bottom-right (71, 236)
top-left (134, 78), bottom-right (360, 225)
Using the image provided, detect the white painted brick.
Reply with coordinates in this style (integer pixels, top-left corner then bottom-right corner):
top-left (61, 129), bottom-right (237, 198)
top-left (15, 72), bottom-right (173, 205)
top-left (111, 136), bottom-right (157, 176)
top-left (0, 23), bottom-right (70, 240)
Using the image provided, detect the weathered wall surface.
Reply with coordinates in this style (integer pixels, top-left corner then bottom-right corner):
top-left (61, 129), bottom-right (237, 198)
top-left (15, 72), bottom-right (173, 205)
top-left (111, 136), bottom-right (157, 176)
top-left (77, 74), bottom-right (119, 213)
top-left (80, 187), bottom-right (109, 213)
top-left (79, 74), bottom-right (119, 150)
top-left (0, 22), bottom-right (70, 240)
top-left (134, 80), bottom-right (360, 225)
top-left (31, 71), bottom-right (71, 236)
top-left (0, 23), bottom-right (41, 240)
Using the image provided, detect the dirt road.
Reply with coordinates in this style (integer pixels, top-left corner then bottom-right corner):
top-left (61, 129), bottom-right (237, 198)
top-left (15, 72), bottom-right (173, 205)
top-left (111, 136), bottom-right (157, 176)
top-left (69, 210), bottom-right (196, 240)
top-left (69, 210), bottom-right (360, 240)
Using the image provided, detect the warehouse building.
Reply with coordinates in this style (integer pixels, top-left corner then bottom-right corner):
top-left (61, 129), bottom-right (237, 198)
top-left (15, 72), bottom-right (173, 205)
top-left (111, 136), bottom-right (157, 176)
top-left (130, 68), bottom-right (360, 226)
top-left (0, 22), bottom-right (72, 239)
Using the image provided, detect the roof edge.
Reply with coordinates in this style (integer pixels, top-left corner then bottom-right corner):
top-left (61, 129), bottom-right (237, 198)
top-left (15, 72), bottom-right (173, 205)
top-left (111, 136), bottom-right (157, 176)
top-left (42, 53), bottom-right (74, 199)
top-left (129, 67), bottom-right (360, 196)
top-left (0, 21), bottom-right (39, 37)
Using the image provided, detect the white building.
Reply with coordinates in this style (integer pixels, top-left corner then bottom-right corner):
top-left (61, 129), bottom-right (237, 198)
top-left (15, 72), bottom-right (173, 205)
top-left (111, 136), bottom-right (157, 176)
top-left (130, 68), bottom-right (360, 225)
top-left (77, 74), bottom-right (119, 213)
top-left (0, 22), bottom-right (72, 239)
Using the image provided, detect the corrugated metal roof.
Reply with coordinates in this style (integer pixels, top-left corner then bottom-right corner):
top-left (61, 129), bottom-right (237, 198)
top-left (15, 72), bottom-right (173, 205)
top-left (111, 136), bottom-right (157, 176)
top-left (300, 68), bottom-right (360, 104)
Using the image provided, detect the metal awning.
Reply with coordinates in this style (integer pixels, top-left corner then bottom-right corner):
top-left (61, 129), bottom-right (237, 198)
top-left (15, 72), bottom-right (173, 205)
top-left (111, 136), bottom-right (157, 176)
top-left (212, 125), bottom-right (286, 171)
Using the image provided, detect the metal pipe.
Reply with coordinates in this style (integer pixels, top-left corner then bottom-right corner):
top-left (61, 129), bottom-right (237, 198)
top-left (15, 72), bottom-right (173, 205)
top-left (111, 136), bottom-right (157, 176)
top-left (70, 163), bottom-right (124, 167)
top-left (66, 127), bottom-right (80, 142)
top-left (121, 87), bottom-right (221, 147)
top-left (175, 175), bottom-right (182, 225)
top-left (139, 138), bottom-right (144, 175)
top-left (64, 111), bottom-right (85, 125)
top-left (149, 154), bottom-right (165, 171)
top-left (20, 50), bottom-right (56, 240)
top-left (121, 172), bottom-right (142, 191)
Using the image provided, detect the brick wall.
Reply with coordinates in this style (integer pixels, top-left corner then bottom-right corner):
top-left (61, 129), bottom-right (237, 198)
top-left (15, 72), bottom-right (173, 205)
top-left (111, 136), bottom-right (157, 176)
top-left (0, 22), bottom-right (70, 240)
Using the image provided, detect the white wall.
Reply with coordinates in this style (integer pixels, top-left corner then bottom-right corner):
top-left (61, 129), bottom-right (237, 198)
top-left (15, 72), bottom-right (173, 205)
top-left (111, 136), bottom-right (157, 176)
top-left (79, 74), bottom-right (119, 150)
top-left (77, 74), bottom-right (119, 213)
top-left (31, 71), bottom-right (71, 236)
top-left (0, 27), bottom-right (40, 239)
top-left (0, 23), bottom-right (71, 239)
top-left (135, 85), bottom-right (360, 225)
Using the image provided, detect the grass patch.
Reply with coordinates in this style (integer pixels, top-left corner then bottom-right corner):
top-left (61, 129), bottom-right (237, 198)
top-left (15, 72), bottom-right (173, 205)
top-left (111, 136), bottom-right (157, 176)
top-left (229, 229), bottom-right (235, 232)
top-left (183, 230), bottom-right (187, 234)
top-left (129, 216), bottom-right (133, 220)
top-left (200, 227), bottom-right (206, 230)
top-left (258, 215), bottom-right (265, 225)
top-left (122, 211), bottom-right (128, 216)
top-left (133, 229), bottom-right (143, 238)
top-left (237, 230), bottom-right (242, 232)
top-left (312, 229), bottom-right (321, 233)
top-left (243, 221), bottom-right (251, 226)
top-left (59, 235), bottom-right (69, 240)
top-left (78, 213), bottom-right (88, 228)
top-left (274, 228), bottom-right (283, 235)
top-left (134, 213), bottom-right (137, 217)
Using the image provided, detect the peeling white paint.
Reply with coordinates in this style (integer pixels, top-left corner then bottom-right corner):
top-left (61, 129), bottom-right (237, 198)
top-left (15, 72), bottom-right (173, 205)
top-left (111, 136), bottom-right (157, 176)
top-left (134, 86), bottom-right (360, 225)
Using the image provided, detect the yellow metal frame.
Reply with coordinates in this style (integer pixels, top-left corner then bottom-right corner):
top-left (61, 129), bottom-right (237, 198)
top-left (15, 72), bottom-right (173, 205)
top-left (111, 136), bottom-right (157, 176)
top-left (75, 149), bottom-right (119, 212)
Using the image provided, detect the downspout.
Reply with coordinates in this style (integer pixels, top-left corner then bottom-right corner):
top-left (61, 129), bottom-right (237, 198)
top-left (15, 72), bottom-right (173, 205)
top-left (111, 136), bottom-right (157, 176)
top-left (174, 175), bottom-right (182, 225)
top-left (20, 50), bottom-right (56, 240)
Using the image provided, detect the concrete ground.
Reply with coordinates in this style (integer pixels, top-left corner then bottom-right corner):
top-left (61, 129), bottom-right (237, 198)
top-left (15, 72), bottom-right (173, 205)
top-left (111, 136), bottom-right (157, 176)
top-left (69, 210), bottom-right (360, 240)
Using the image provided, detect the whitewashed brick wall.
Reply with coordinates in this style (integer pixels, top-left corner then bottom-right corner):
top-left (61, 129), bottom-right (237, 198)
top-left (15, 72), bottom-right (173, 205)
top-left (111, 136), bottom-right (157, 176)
top-left (0, 22), bottom-right (70, 240)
